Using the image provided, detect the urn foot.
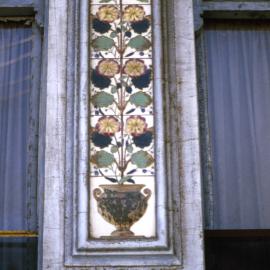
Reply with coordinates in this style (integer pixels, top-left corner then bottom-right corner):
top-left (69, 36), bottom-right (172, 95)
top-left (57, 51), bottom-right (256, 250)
top-left (111, 228), bottom-right (134, 237)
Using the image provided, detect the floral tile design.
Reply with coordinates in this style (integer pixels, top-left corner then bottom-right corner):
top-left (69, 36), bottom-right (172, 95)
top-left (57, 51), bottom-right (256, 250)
top-left (90, 114), bottom-right (155, 177)
top-left (90, 4), bottom-right (152, 59)
top-left (91, 0), bottom-right (151, 5)
top-left (122, 0), bottom-right (151, 4)
top-left (90, 58), bottom-right (153, 116)
top-left (89, 0), bottom-right (155, 238)
top-left (90, 1), bottom-right (154, 183)
top-left (122, 4), bottom-right (152, 58)
top-left (91, 0), bottom-right (120, 4)
top-left (90, 5), bottom-right (121, 58)
top-left (90, 58), bottom-right (121, 115)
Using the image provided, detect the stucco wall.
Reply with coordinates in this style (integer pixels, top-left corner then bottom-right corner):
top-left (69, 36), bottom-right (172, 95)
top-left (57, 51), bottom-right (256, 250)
top-left (41, 0), bottom-right (67, 268)
top-left (172, 1), bottom-right (204, 269)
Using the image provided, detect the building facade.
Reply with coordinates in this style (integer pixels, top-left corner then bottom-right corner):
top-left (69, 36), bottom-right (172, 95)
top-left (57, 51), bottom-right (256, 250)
top-left (1, 0), bottom-right (270, 269)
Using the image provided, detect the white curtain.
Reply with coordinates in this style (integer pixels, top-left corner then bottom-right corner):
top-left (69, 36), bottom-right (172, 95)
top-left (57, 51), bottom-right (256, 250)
top-left (0, 24), bottom-right (37, 269)
top-left (205, 22), bottom-right (270, 229)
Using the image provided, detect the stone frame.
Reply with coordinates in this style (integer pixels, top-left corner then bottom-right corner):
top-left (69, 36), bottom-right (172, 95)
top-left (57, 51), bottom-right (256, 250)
top-left (41, 0), bottom-right (204, 269)
top-left (64, 0), bottom-right (181, 266)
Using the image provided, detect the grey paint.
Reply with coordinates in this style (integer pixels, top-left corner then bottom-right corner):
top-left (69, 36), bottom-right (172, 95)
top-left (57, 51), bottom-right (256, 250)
top-left (0, 0), bottom-right (33, 7)
top-left (0, 0), bottom-right (44, 25)
top-left (203, 1), bottom-right (270, 11)
top-left (38, 0), bottom-right (48, 268)
top-left (28, 22), bottom-right (43, 232)
top-left (0, 0), bottom-right (34, 16)
top-left (200, 1), bottom-right (270, 19)
top-left (0, 8), bottom-right (34, 17)
top-left (195, 28), bottom-right (214, 229)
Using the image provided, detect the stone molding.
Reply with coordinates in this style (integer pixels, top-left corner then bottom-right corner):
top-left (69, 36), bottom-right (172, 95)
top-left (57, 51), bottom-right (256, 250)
top-left (41, 0), bottom-right (204, 269)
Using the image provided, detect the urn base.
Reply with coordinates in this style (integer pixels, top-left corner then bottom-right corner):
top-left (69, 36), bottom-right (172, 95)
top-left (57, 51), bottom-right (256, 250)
top-left (111, 228), bottom-right (134, 237)
top-left (93, 184), bottom-right (152, 238)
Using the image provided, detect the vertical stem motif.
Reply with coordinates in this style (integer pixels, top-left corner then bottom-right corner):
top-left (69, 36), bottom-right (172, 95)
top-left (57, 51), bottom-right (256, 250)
top-left (120, 0), bottom-right (124, 178)
top-left (90, 1), bottom-right (154, 184)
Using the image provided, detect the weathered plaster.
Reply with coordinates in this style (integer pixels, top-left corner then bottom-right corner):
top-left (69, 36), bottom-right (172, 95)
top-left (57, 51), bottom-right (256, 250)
top-left (171, 1), bottom-right (204, 269)
top-left (41, 0), bottom-right (67, 269)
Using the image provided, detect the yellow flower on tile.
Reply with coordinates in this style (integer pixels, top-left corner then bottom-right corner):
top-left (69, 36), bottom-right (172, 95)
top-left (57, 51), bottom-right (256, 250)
top-left (96, 116), bottom-right (120, 136)
top-left (98, 59), bottom-right (120, 77)
top-left (123, 5), bottom-right (145, 22)
top-left (97, 5), bottom-right (119, 23)
top-left (123, 59), bottom-right (146, 77)
top-left (126, 116), bottom-right (147, 136)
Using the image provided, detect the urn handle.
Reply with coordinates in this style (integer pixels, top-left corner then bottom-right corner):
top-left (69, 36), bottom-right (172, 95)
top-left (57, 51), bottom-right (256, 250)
top-left (142, 188), bottom-right (152, 201)
top-left (93, 188), bottom-right (103, 201)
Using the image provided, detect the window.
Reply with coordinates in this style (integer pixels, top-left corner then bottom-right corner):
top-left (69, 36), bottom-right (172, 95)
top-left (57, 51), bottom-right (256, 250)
top-left (194, 1), bottom-right (270, 269)
top-left (0, 2), bottom-right (43, 269)
top-left (204, 20), bottom-right (270, 229)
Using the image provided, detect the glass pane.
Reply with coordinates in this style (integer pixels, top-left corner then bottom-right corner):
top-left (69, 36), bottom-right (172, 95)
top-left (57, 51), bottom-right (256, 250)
top-left (205, 234), bottom-right (270, 270)
top-left (205, 21), bottom-right (270, 229)
top-left (0, 23), bottom-right (37, 231)
top-left (0, 238), bottom-right (37, 270)
top-left (89, 1), bottom-right (156, 238)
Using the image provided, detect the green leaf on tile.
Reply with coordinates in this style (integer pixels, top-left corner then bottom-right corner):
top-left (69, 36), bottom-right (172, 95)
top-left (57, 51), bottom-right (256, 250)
top-left (110, 145), bottom-right (118, 153)
top-left (128, 36), bottom-right (151, 51)
top-left (92, 36), bottom-right (115, 51)
top-left (99, 0), bottom-right (113, 3)
top-left (111, 86), bottom-right (118, 94)
top-left (91, 151), bottom-right (115, 168)
top-left (126, 144), bottom-right (134, 153)
top-left (92, 92), bottom-right (114, 107)
top-left (130, 92), bottom-right (152, 107)
top-left (131, 150), bottom-right (154, 168)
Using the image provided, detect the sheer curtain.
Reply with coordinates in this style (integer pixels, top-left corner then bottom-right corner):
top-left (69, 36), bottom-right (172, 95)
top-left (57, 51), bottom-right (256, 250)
top-left (205, 21), bottom-right (270, 229)
top-left (0, 23), bottom-right (37, 269)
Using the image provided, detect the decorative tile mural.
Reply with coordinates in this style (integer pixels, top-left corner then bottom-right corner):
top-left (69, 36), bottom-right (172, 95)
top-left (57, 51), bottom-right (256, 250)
top-left (89, 0), bottom-right (155, 238)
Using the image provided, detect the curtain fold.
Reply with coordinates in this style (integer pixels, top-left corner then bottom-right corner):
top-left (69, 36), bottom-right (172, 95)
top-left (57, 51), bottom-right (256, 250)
top-left (0, 24), bottom-right (34, 231)
top-left (205, 21), bottom-right (270, 229)
top-left (0, 23), bottom-right (37, 270)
